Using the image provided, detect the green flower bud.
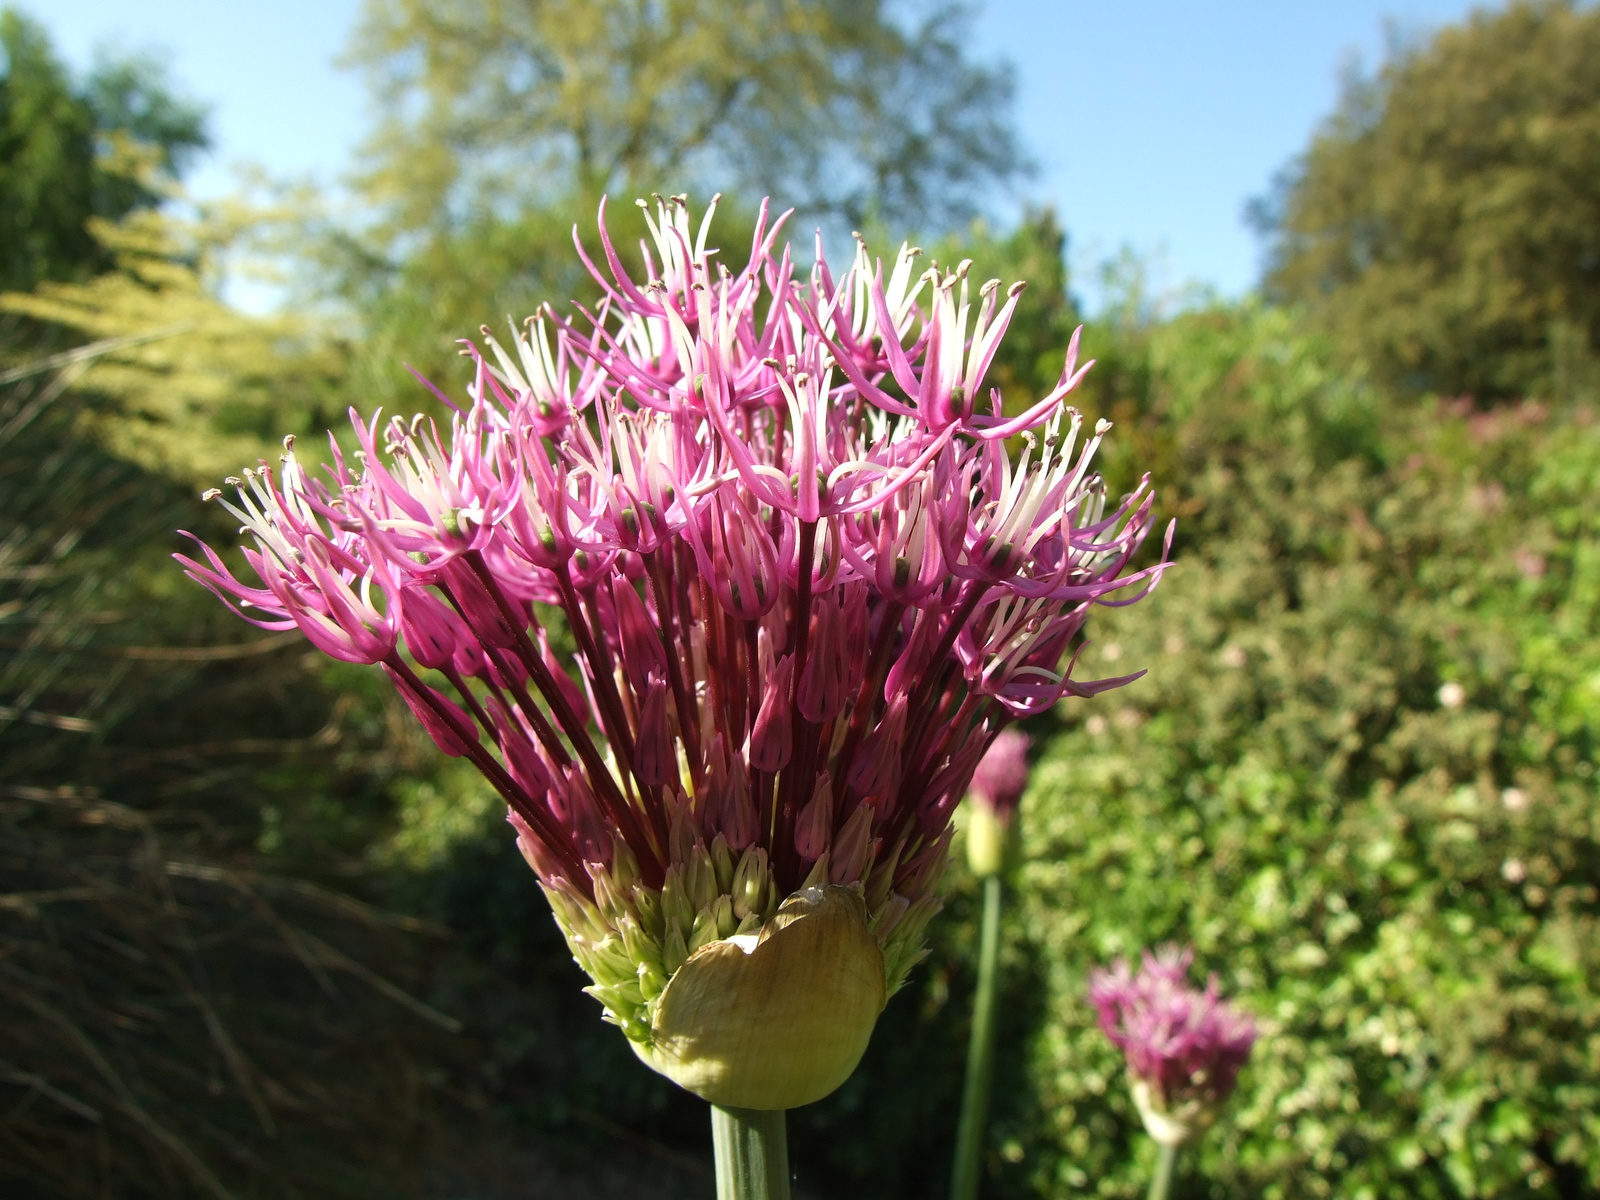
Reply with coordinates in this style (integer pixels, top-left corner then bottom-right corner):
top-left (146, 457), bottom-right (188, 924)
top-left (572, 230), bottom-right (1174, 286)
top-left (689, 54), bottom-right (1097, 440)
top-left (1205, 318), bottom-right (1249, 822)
top-left (617, 913), bottom-right (661, 971)
top-left (711, 893), bottom-right (737, 939)
top-left (632, 882), bottom-right (664, 941)
top-left (686, 841), bottom-right (719, 912)
top-left (688, 904), bottom-right (722, 955)
top-left (588, 934), bottom-right (638, 987)
top-left (540, 880), bottom-right (608, 944)
top-left (662, 921), bottom-right (690, 976)
top-left (660, 863), bottom-right (696, 944)
top-left (864, 840), bottom-right (902, 912)
top-left (731, 846), bottom-right (771, 921)
top-left (592, 868), bottom-right (635, 928)
top-left (586, 977), bottom-right (646, 1012)
top-left (881, 894), bottom-right (943, 997)
top-left (869, 893), bottom-right (910, 940)
top-left (638, 958), bottom-right (667, 1003)
top-left (965, 802), bottom-right (1010, 878)
top-left (710, 833), bottom-right (737, 894)
top-left (610, 833), bottom-right (641, 890)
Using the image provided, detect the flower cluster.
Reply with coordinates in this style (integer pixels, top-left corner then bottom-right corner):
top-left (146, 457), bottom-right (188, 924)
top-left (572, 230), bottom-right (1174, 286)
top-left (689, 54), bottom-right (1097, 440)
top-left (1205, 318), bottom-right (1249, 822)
top-left (182, 196), bottom-right (1167, 1060)
top-left (1088, 946), bottom-right (1256, 1142)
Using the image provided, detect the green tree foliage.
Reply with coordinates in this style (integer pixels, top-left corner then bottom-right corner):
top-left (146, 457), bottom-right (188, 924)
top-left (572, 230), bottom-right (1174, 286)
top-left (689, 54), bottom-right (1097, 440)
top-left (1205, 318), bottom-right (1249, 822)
top-left (328, 0), bottom-right (1026, 406)
top-left (995, 305), bottom-right (1600, 1198)
top-left (1, 204), bottom-right (348, 484)
top-left (1255, 0), bottom-right (1600, 403)
top-left (347, 0), bottom-right (1024, 236)
top-left (319, 194), bottom-right (689, 409)
top-left (0, 7), bottom-right (208, 295)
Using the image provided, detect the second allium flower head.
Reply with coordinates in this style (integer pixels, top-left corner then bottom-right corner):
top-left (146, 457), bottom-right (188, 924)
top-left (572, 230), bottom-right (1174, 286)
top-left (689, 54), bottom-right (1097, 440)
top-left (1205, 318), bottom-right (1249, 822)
top-left (1089, 946), bottom-right (1257, 1145)
top-left (181, 196), bottom-right (1169, 1106)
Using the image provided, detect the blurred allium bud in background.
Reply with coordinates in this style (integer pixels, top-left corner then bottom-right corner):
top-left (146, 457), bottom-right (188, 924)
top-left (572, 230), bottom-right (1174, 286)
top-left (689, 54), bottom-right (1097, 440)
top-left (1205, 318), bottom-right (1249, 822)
top-left (965, 728), bottom-right (1030, 876)
top-left (181, 195), bottom-right (1169, 1111)
top-left (1088, 946), bottom-right (1257, 1146)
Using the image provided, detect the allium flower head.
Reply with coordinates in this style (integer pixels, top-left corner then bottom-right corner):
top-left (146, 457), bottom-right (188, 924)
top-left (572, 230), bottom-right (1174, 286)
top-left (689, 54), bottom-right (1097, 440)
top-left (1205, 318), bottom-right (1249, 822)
top-left (181, 196), bottom-right (1169, 1107)
top-left (1088, 945), bottom-right (1256, 1144)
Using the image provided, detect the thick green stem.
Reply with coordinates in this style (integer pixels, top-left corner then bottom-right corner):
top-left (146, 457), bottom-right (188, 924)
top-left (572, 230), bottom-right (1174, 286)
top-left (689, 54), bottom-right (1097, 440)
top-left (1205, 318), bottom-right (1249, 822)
top-left (1147, 1140), bottom-right (1179, 1200)
top-left (949, 873), bottom-right (1004, 1200)
top-left (711, 1105), bottom-right (790, 1200)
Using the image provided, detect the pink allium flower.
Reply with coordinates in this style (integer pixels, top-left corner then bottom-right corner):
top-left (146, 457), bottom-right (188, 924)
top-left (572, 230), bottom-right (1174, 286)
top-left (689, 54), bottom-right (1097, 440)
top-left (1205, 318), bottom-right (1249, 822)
top-left (1088, 945), bottom-right (1256, 1125)
top-left (968, 729), bottom-right (1031, 822)
top-left (180, 196), bottom-right (1168, 1051)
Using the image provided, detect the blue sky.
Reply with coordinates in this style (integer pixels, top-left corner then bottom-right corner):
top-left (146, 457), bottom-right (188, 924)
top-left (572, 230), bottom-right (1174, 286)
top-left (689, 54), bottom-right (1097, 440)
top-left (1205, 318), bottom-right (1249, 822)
top-left (27, 0), bottom-right (1486, 309)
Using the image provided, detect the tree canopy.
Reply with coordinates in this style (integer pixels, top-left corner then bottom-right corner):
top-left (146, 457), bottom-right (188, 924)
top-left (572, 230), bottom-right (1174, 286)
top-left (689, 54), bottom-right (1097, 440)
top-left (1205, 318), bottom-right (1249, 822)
top-left (345, 0), bottom-right (1027, 236)
top-left (1254, 0), bottom-right (1600, 402)
top-left (0, 8), bottom-right (209, 295)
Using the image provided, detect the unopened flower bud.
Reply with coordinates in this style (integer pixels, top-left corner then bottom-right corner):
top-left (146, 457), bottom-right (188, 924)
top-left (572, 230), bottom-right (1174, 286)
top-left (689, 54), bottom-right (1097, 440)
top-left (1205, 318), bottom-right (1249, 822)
top-left (709, 833), bottom-right (737, 894)
top-left (732, 846), bottom-right (771, 921)
top-left (590, 868), bottom-right (634, 929)
top-left (711, 894), bottom-right (737, 939)
top-left (660, 864), bottom-right (696, 945)
top-left (795, 773), bottom-right (835, 861)
top-left (587, 934), bottom-right (637, 987)
top-left (797, 604), bottom-right (848, 724)
top-left (631, 881), bottom-right (663, 941)
top-left (968, 729), bottom-right (1030, 823)
top-left (686, 841), bottom-right (720, 913)
top-left (662, 921), bottom-right (690, 975)
top-left (634, 678), bottom-right (676, 786)
top-left (965, 803), bottom-right (1008, 878)
top-left (748, 654), bottom-right (794, 771)
top-left (382, 665), bottom-right (477, 757)
top-left (616, 913), bottom-right (660, 971)
top-left (829, 802), bottom-right (875, 885)
top-left (688, 904), bottom-right (722, 954)
top-left (638, 958), bottom-right (667, 1002)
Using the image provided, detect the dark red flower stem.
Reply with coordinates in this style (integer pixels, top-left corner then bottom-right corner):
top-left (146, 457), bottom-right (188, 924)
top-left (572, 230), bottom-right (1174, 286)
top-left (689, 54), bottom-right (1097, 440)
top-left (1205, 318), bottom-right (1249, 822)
top-left (436, 585), bottom-right (572, 769)
top-left (773, 519), bottom-right (818, 886)
top-left (831, 599), bottom-right (906, 822)
top-left (467, 551), bottom-right (665, 881)
top-left (556, 571), bottom-right (636, 766)
top-left (902, 583), bottom-right (987, 754)
top-left (385, 653), bottom-right (586, 886)
top-left (743, 619), bottom-right (762, 737)
top-left (443, 663), bottom-right (497, 738)
top-left (645, 549), bottom-right (701, 771)
top-left (480, 643), bottom-right (574, 768)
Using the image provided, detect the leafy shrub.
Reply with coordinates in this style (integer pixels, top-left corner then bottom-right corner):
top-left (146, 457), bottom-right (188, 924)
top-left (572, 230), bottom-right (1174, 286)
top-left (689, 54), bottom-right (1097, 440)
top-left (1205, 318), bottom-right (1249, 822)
top-left (1002, 304), bottom-right (1600, 1198)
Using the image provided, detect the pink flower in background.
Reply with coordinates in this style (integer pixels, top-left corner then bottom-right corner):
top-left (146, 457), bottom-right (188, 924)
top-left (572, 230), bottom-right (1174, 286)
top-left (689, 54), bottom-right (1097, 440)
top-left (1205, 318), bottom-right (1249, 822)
top-left (967, 729), bottom-right (1031, 823)
top-left (1088, 945), bottom-right (1256, 1134)
top-left (180, 195), bottom-right (1170, 1054)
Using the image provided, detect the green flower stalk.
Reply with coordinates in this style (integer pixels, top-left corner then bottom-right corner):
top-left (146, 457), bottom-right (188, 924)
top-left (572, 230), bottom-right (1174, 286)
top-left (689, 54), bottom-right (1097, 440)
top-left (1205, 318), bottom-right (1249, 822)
top-left (950, 730), bottom-right (1029, 1200)
top-left (182, 196), bottom-right (1168, 1198)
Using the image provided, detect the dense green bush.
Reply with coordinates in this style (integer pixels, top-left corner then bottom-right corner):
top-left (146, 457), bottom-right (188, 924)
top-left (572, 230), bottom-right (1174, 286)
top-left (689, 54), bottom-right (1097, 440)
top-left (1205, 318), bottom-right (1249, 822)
top-left (999, 304), bottom-right (1600, 1198)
